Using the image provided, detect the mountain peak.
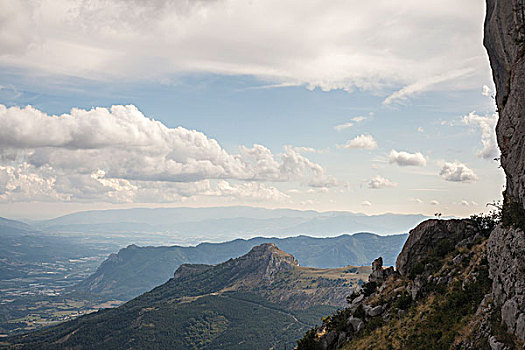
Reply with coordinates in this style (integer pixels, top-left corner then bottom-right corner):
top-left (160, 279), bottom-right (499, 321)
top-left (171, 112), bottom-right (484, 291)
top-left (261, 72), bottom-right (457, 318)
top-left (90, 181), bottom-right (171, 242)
top-left (239, 243), bottom-right (299, 277)
top-left (245, 243), bottom-right (296, 261)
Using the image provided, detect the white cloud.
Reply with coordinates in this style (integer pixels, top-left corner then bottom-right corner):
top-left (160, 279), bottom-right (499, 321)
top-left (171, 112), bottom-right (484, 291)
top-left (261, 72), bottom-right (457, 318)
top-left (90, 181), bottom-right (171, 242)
top-left (460, 200), bottom-right (470, 206)
top-left (0, 104), bottom-right (337, 202)
top-left (209, 181), bottom-right (290, 202)
top-left (361, 200), bottom-right (372, 206)
top-left (338, 134), bottom-right (378, 150)
top-left (293, 146), bottom-right (317, 153)
top-left (439, 161), bottom-right (478, 182)
top-left (383, 68), bottom-right (476, 105)
top-left (368, 175), bottom-right (397, 189)
top-left (417, 127), bottom-right (424, 133)
top-left (430, 200), bottom-right (440, 205)
top-left (389, 150), bottom-right (427, 166)
top-left (334, 122), bottom-right (354, 131)
top-left (334, 115), bottom-right (368, 131)
top-left (482, 85), bottom-right (492, 96)
top-left (462, 111), bottom-right (499, 160)
top-left (0, 163), bottom-right (68, 202)
top-left (0, 162), bottom-right (291, 204)
top-left (0, 0), bottom-right (487, 97)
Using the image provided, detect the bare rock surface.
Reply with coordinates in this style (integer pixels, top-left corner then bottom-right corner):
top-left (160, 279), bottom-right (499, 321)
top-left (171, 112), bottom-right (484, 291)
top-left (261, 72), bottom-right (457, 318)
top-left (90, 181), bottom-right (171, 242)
top-left (485, 0), bottom-right (525, 210)
top-left (488, 225), bottom-right (525, 341)
top-left (396, 219), bottom-right (480, 275)
top-left (484, 0), bottom-right (525, 343)
top-left (368, 256), bottom-right (395, 285)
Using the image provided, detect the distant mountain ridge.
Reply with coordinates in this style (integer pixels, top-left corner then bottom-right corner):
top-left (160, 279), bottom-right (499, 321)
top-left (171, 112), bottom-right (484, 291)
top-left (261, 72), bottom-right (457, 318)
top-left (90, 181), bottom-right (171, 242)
top-left (0, 217), bottom-right (110, 267)
top-left (32, 206), bottom-right (427, 246)
top-left (76, 232), bottom-right (407, 300)
top-left (5, 244), bottom-right (371, 349)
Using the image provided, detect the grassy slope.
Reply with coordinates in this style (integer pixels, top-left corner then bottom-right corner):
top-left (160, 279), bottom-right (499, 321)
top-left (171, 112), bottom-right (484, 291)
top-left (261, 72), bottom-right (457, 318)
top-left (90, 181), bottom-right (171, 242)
top-left (340, 241), bottom-right (519, 349)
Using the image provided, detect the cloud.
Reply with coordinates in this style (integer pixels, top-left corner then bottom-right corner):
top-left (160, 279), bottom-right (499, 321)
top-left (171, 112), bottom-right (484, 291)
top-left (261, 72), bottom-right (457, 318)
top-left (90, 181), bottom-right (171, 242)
top-left (0, 163), bottom-right (68, 202)
top-left (383, 68), bottom-right (476, 105)
top-left (334, 122), bottom-right (354, 131)
top-left (334, 115), bottom-right (368, 131)
top-left (0, 162), bottom-right (291, 204)
top-left (0, 104), bottom-right (337, 202)
top-left (439, 161), bottom-right (478, 182)
top-left (462, 111), bottom-right (499, 159)
top-left (482, 85), bottom-right (492, 96)
top-left (208, 181), bottom-right (290, 202)
top-left (430, 200), bottom-right (440, 205)
top-left (460, 200), bottom-right (470, 206)
top-left (368, 175), bottom-right (397, 189)
top-left (0, 0), bottom-right (488, 97)
top-left (338, 134), bottom-right (378, 150)
top-left (389, 150), bottom-right (427, 166)
top-left (417, 127), bottom-right (424, 133)
top-left (293, 146), bottom-right (316, 153)
top-left (361, 200), bottom-right (372, 206)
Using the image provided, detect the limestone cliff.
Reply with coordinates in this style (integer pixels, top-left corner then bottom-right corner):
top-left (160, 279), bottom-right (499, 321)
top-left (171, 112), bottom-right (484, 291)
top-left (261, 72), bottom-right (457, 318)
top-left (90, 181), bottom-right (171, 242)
top-left (485, 0), bottom-right (525, 345)
top-left (485, 0), bottom-right (525, 212)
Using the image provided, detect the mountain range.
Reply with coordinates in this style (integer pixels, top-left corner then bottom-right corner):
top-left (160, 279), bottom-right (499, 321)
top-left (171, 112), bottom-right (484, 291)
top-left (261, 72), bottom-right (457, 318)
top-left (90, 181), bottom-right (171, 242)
top-left (31, 206), bottom-right (427, 246)
top-left (77, 233), bottom-right (407, 300)
top-left (3, 244), bottom-right (371, 349)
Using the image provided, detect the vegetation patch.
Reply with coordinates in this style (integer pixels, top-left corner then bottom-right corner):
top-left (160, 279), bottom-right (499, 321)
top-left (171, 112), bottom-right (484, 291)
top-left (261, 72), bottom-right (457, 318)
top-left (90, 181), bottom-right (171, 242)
top-left (501, 191), bottom-right (525, 231)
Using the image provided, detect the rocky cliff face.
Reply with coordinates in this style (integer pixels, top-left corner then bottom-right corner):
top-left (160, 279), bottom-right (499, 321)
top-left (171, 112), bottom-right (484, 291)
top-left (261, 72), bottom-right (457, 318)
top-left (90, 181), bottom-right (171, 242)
top-left (484, 0), bottom-right (525, 344)
top-left (396, 219), bottom-right (482, 275)
top-left (488, 225), bottom-right (525, 343)
top-left (238, 243), bottom-right (299, 278)
top-left (485, 0), bottom-right (525, 211)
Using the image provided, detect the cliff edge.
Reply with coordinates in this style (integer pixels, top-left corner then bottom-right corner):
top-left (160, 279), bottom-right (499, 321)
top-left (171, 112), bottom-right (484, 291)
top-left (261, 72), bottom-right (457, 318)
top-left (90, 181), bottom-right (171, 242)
top-left (485, 0), bottom-right (525, 344)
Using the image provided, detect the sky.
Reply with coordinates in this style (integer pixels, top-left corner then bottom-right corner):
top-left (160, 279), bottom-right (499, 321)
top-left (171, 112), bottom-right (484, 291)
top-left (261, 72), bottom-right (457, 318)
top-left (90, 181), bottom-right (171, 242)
top-left (0, 0), bottom-right (505, 220)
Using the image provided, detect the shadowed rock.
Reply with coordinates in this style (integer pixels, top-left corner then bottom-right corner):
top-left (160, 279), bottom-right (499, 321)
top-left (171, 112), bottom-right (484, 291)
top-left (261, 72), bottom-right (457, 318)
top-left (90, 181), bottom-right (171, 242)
top-left (396, 219), bottom-right (480, 276)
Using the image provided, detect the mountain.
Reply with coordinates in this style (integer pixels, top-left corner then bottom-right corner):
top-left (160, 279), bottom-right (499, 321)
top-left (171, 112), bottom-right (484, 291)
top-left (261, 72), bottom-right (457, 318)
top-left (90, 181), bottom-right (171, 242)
top-left (0, 217), bottom-right (34, 233)
top-left (76, 233), bottom-right (407, 300)
top-left (33, 206), bottom-right (427, 246)
top-left (3, 244), bottom-right (371, 349)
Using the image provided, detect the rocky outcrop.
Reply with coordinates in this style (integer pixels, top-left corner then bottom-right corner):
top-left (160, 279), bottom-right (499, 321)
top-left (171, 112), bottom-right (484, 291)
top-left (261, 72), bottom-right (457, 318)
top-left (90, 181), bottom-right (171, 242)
top-left (396, 219), bottom-right (481, 275)
top-left (484, 0), bottom-right (525, 344)
top-left (485, 0), bottom-right (525, 211)
top-left (368, 257), bottom-right (395, 285)
top-left (488, 225), bottom-right (525, 341)
top-left (173, 264), bottom-right (212, 280)
top-left (236, 243), bottom-right (299, 278)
